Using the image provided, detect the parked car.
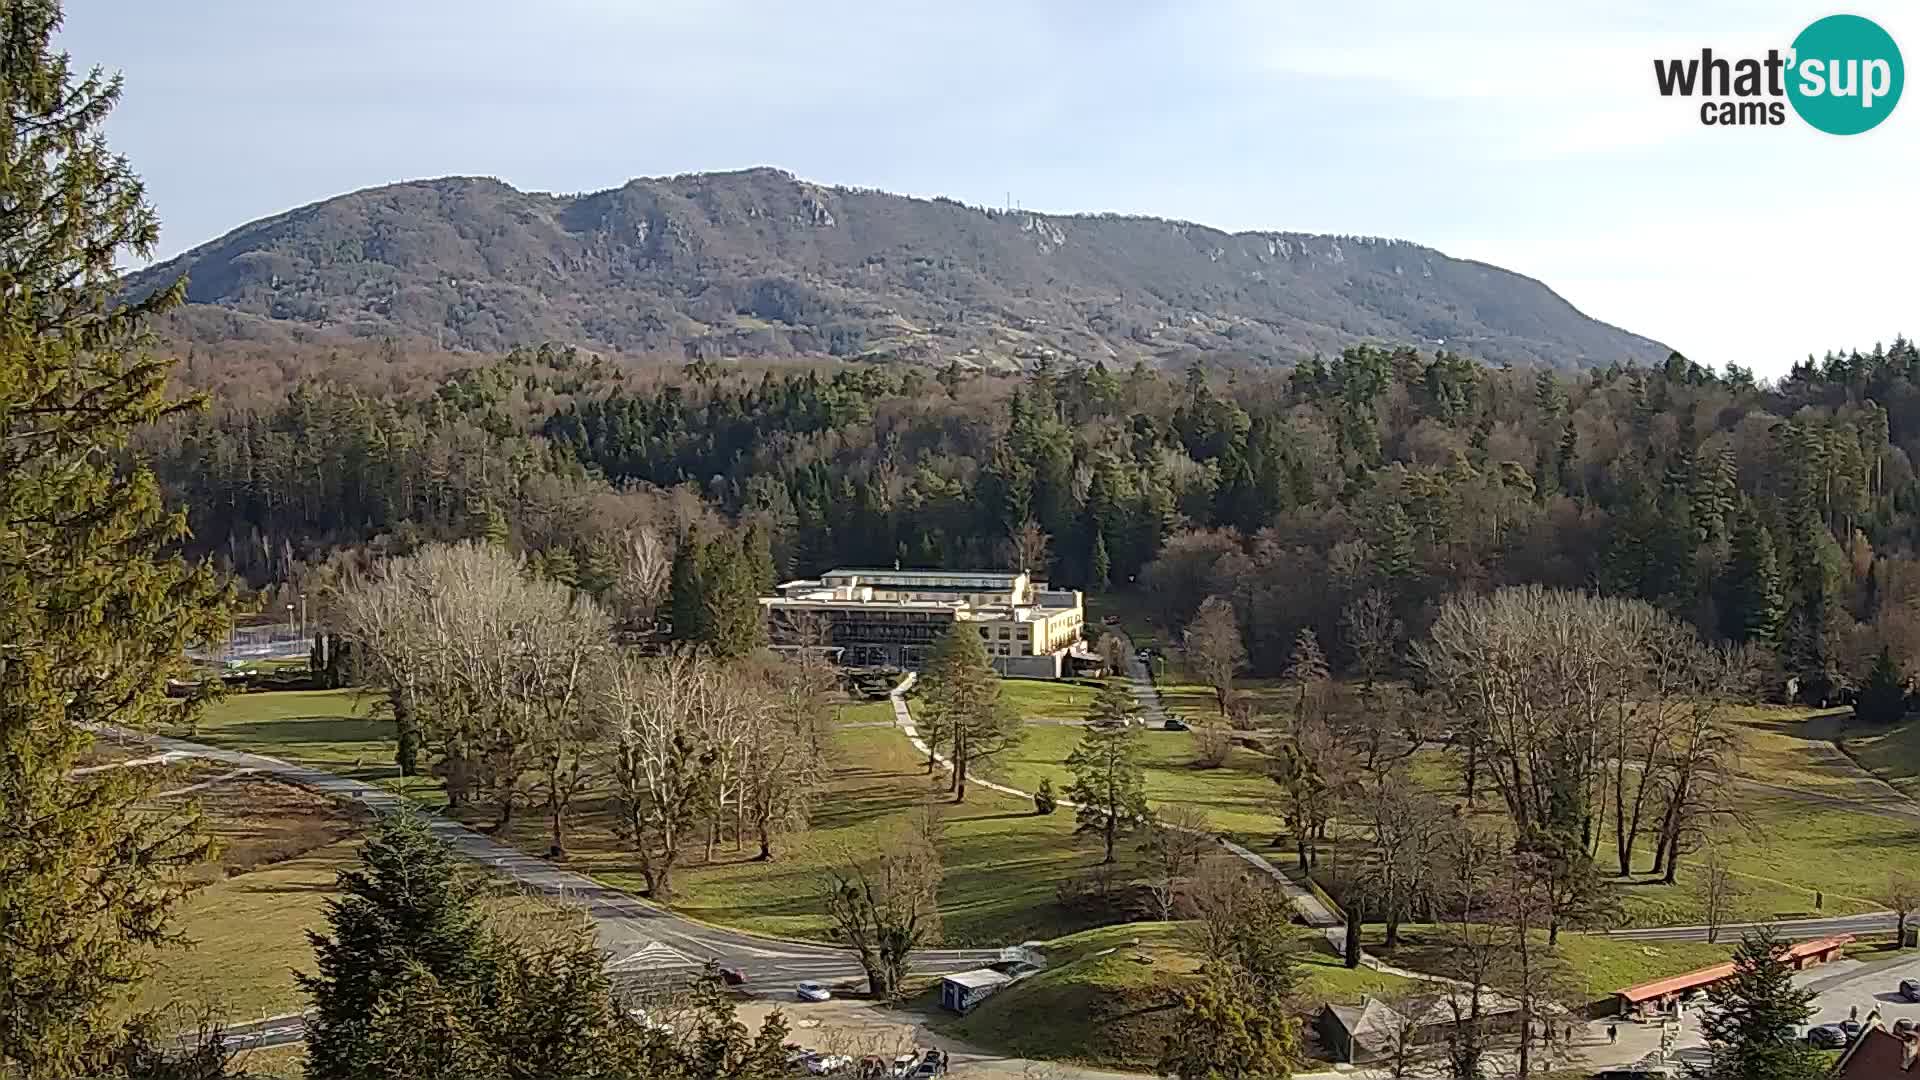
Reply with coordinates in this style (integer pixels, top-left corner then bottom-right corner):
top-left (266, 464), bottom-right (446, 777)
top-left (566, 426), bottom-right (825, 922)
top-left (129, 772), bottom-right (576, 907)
top-left (1807, 1024), bottom-right (1849, 1049)
top-left (1840, 1019), bottom-right (1864, 1041)
top-left (803, 1053), bottom-right (852, 1076)
top-left (1895, 1018), bottom-right (1917, 1038)
top-left (719, 966), bottom-right (748, 986)
top-left (1164, 717), bottom-right (1190, 731)
top-left (1902, 978), bottom-right (1920, 1002)
top-left (1102, 614), bottom-right (1120, 625)
top-left (889, 1053), bottom-right (919, 1078)
top-left (796, 981), bottom-right (831, 1002)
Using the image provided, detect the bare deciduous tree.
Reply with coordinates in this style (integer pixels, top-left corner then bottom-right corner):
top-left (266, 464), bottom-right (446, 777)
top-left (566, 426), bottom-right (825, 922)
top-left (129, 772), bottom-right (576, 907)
top-left (1184, 596), bottom-right (1245, 715)
top-left (1429, 824), bottom-right (1505, 1080)
top-left (1285, 627), bottom-right (1330, 726)
top-left (742, 652), bottom-right (833, 860)
top-left (335, 542), bottom-right (614, 841)
top-left (1184, 857), bottom-right (1306, 1004)
top-left (612, 524), bottom-right (674, 630)
top-left (1010, 519), bottom-right (1051, 575)
top-left (1140, 806), bottom-right (1215, 920)
top-left (1190, 722), bottom-right (1234, 770)
top-left (1354, 774), bottom-right (1448, 949)
top-left (518, 591), bottom-right (611, 856)
top-left (821, 827), bottom-right (944, 1001)
top-left (1887, 872), bottom-right (1920, 947)
top-left (606, 652), bottom-right (719, 899)
top-left (1416, 586), bottom-right (1725, 939)
top-left (1342, 588), bottom-right (1402, 690)
top-left (1700, 840), bottom-right (1742, 944)
top-left (330, 557), bottom-right (432, 775)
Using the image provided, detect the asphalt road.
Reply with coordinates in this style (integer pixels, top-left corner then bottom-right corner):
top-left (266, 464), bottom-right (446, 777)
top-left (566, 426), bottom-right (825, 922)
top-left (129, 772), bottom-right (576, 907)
top-left (115, 727), bottom-right (1006, 1049)
top-left (1604, 912), bottom-right (1902, 943)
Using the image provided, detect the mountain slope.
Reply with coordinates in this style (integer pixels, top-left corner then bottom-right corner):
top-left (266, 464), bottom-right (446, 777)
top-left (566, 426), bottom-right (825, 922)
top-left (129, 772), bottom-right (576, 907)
top-left (130, 167), bottom-right (1668, 370)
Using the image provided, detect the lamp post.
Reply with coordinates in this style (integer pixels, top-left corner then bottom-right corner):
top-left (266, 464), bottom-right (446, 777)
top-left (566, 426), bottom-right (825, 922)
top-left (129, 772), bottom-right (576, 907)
top-left (286, 603), bottom-right (295, 641)
top-left (299, 592), bottom-right (308, 640)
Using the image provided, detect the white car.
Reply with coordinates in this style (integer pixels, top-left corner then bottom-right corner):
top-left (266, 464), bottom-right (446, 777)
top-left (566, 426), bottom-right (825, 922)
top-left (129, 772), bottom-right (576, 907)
top-left (796, 981), bottom-right (832, 1002)
top-left (804, 1053), bottom-right (851, 1075)
top-left (890, 1053), bottom-right (919, 1078)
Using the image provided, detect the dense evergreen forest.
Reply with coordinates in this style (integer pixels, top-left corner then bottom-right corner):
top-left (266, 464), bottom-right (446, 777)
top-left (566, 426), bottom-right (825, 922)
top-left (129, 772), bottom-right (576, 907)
top-left (148, 338), bottom-right (1920, 697)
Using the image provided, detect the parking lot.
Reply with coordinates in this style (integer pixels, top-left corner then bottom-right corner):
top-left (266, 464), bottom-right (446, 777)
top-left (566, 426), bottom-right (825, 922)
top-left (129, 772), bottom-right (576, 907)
top-left (1593, 946), bottom-right (1920, 1072)
top-left (1801, 948), bottom-right (1920, 1031)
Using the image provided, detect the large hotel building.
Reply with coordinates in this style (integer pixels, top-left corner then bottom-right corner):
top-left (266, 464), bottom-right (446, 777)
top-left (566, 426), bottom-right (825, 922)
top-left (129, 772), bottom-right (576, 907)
top-left (760, 568), bottom-right (1086, 679)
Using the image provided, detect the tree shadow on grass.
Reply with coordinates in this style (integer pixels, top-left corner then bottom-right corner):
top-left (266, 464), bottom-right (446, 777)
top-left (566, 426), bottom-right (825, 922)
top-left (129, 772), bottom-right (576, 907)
top-left (233, 880), bottom-right (339, 895)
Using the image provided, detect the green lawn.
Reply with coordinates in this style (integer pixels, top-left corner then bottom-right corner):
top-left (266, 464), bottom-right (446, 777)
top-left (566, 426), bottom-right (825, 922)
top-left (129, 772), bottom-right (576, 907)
top-left (233, 1046), bottom-right (304, 1079)
top-left (1550, 935), bottom-right (1736, 999)
top-left (188, 689), bottom-right (390, 772)
top-left (132, 838), bottom-right (361, 1020)
top-left (1628, 790), bottom-right (1916, 923)
top-left (181, 680), bottom-right (1920, 961)
top-left (183, 688), bottom-right (443, 802)
top-left (481, 722), bottom-right (1140, 947)
top-left (998, 677), bottom-right (1111, 722)
top-left (1306, 716), bottom-right (1920, 929)
top-left (1722, 704), bottom-right (1907, 799)
top-left (1839, 715), bottom-right (1920, 798)
top-left (136, 830), bottom-right (587, 1025)
top-left (1159, 677), bottom-right (1298, 729)
top-left (992, 722), bottom-right (1277, 837)
top-left (1313, 777), bottom-right (1904, 929)
top-left (834, 700), bottom-right (897, 726)
top-left (1361, 924), bottom-right (1734, 1001)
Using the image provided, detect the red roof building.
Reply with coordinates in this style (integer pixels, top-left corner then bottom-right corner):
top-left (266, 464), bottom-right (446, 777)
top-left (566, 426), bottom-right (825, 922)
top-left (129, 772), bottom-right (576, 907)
top-left (1612, 935), bottom-right (1852, 1019)
top-left (1833, 1025), bottom-right (1920, 1077)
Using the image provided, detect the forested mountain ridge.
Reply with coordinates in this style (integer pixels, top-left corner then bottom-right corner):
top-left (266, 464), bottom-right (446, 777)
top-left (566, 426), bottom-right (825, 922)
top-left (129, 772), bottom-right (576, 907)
top-left (127, 167), bottom-right (1668, 370)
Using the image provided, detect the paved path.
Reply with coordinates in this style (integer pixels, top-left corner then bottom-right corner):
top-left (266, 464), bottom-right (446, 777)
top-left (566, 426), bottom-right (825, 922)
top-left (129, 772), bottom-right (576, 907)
top-left (1605, 912), bottom-right (1901, 943)
top-left (110, 724), bottom-right (1006, 1047)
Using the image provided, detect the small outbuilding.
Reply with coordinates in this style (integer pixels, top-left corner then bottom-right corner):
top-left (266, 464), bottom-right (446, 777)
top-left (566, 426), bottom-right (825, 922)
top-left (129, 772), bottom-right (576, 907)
top-left (1316, 997), bottom-right (1409, 1065)
top-left (940, 968), bottom-right (1013, 1014)
top-left (1315, 991), bottom-right (1541, 1065)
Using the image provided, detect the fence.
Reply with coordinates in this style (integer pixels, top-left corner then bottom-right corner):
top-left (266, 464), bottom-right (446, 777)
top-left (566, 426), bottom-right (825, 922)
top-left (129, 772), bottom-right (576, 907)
top-left (190, 624), bottom-right (314, 664)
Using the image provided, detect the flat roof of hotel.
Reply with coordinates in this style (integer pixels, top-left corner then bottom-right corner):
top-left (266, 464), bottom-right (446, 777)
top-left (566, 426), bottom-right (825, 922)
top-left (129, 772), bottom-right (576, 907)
top-left (823, 568), bottom-right (1023, 580)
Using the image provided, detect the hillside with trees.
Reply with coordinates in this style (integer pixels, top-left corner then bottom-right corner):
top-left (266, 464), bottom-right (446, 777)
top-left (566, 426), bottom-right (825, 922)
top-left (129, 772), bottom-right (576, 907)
top-left (147, 336), bottom-right (1920, 702)
top-left (125, 168), bottom-right (1669, 371)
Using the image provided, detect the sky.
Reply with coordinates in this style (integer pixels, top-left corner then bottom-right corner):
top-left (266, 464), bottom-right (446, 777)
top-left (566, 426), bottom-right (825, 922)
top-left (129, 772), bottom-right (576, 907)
top-left (61, 0), bottom-right (1919, 376)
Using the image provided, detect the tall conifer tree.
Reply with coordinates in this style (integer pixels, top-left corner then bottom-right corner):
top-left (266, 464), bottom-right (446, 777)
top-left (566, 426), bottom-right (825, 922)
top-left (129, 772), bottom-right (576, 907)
top-left (0, 3), bottom-right (229, 1070)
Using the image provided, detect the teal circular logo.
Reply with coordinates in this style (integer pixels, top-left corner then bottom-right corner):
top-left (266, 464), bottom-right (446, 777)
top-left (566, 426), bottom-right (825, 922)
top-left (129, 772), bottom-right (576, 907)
top-left (1788, 14), bottom-right (1904, 134)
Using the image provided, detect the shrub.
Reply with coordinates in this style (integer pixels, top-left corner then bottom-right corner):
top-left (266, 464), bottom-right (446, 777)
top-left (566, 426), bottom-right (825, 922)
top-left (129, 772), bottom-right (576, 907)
top-left (1035, 776), bottom-right (1058, 815)
top-left (1192, 725), bottom-right (1233, 769)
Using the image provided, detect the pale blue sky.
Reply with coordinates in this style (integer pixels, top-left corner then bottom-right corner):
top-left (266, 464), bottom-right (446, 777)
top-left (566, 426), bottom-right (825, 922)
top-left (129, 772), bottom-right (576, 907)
top-left (64, 1), bottom-right (1918, 375)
